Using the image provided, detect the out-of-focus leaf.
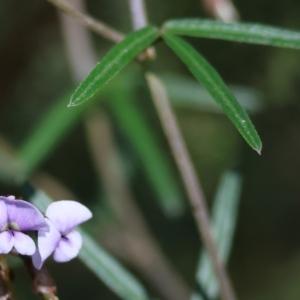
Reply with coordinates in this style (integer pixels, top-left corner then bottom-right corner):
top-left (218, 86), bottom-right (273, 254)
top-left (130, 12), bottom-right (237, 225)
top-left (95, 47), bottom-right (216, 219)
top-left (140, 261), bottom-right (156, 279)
top-left (109, 85), bottom-right (184, 216)
top-left (69, 26), bottom-right (159, 107)
top-left (163, 33), bottom-right (262, 153)
top-left (163, 19), bottom-right (300, 49)
top-left (191, 170), bottom-right (242, 300)
top-left (30, 189), bottom-right (150, 300)
top-left (162, 73), bottom-right (264, 114)
top-left (0, 149), bottom-right (21, 184)
top-left (17, 91), bottom-right (87, 180)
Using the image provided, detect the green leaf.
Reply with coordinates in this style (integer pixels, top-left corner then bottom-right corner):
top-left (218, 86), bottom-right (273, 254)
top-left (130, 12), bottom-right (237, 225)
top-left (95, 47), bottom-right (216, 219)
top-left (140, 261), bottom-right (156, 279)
top-left (30, 189), bottom-right (150, 300)
top-left (162, 73), bottom-right (264, 114)
top-left (109, 85), bottom-right (184, 216)
top-left (69, 26), bottom-right (159, 106)
top-left (78, 229), bottom-right (149, 300)
top-left (163, 19), bottom-right (300, 49)
top-left (163, 33), bottom-right (262, 153)
top-left (191, 170), bottom-right (242, 300)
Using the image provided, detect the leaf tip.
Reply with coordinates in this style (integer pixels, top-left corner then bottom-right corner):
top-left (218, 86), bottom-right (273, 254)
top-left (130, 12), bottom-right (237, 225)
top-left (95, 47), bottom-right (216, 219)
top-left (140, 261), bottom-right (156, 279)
top-left (68, 97), bottom-right (78, 107)
top-left (67, 102), bottom-right (75, 108)
top-left (255, 145), bottom-right (262, 155)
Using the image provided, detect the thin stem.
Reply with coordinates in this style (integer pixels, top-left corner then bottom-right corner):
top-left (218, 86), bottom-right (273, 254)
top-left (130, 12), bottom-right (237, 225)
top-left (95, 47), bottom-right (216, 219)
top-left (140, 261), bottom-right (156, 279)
top-left (85, 109), bottom-right (191, 300)
top-left (47, 0), bottom-right (124, 43)
top-left (0, 255), bottom-right (12, 300)
top-left (127, 0), bottom-right (155, 60)
top-left (201, 0), bottom-right (239, 22)
top-left (145, 72), bottom-right (237, 300)
top-left (127, 0), bottom-right (148, 30)
top-left (126, 0), bottom-right (236, 298)
top-left (58, 0), bottom-right (97, 81)
top-left (55, 0), bottom-right (236, 298)
top-left (22, 256), bottom-right (58, 300)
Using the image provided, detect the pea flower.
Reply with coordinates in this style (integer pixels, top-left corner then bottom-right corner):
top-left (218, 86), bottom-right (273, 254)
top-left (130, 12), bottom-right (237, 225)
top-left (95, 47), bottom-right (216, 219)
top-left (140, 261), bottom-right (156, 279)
top-left (0, 196), bottom-right (49, 256)
top-left (33, 200), bottom-right (92, 269)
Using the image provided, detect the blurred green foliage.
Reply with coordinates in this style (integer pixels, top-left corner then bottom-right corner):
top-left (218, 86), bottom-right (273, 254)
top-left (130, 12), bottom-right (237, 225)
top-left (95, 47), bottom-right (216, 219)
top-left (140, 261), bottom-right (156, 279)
top-left (1, 0), bottom-right (300, 299)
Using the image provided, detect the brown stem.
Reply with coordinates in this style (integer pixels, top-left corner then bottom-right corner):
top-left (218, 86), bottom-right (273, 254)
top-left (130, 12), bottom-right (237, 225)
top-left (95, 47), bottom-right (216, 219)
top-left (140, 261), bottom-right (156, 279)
top-left (201, 0), bottom-right (239, 22)
top-left (0, 255), bottom-right (12, 300)
top-left (85, 110), bottom-right (191, 300)
top-left (145, 72), bottom-right (237, 300)
top-left (47, 0), bottom-right (124, 43)
top-left (22, 256), bottom-right (58, 300)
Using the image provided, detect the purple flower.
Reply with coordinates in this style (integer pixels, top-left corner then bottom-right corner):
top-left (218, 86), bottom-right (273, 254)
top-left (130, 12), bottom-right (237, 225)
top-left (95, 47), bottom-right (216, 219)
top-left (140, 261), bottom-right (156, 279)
top-left (32, 201), bottom-right (92, 269)
top-left (0, 196), bottom-right (49, 256)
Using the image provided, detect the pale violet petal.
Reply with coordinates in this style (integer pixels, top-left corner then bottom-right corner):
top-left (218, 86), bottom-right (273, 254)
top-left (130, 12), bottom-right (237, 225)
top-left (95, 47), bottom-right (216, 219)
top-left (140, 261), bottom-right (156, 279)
top-left (7, 199), bottom-right (49, 232)
top-left (0, 231), bottom-right (13, 254)
top-left (53, 231), bottom-right (82, 262)
top-left (46, 201), bottom-right (92, 234)
top-left (32, 250), bottom-right (43, 270)
top-left (0, 197), bottom-right (8, 229)
top-left (13, 232), bottom-right (36, 255)
top-left (32, 219), bottom-right (61, 270)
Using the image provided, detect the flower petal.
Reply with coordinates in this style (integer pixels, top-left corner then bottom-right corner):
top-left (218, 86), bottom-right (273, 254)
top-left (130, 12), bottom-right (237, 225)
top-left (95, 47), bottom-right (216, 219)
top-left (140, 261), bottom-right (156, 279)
top-left (6, 199), bottom-right (49, 232)
top-left (32, 219), bottom-right (61, 270)
top-left (0, 197), bottom-right (8, 229)
top-left (0, 231), bottom-right (13, 254)
top-left (46, 201), bottom-right (92, 234)
top-left (53, 231), bottom-right (82, 262)
top-left (13, 232), bottom-right (36, 255)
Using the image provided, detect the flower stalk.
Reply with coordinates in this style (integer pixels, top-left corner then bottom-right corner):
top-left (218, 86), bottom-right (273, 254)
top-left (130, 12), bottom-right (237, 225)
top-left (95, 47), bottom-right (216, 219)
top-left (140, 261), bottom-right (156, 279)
top-left (22, 255), bottom-right (58, 300)
top-left (0, 255), bottom-right (12, 300)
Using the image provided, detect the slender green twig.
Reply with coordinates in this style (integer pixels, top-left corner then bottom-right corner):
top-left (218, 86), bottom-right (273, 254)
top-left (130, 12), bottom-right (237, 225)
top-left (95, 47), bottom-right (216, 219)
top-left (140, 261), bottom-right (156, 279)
top-left (47, 0), bottom-right (124, 43)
